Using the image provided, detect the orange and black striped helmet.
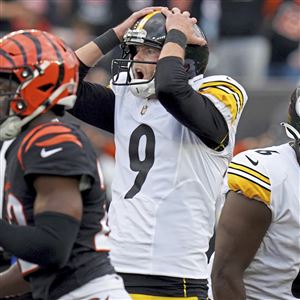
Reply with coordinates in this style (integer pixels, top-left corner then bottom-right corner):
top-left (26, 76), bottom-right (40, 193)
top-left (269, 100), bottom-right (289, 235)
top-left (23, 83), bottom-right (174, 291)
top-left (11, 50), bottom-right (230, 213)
top-left (0, 29), bottom-right (78, 119)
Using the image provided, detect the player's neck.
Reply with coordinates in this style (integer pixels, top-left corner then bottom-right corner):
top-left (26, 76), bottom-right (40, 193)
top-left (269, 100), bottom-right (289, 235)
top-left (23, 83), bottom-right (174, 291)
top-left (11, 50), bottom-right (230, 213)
top-left (27, 111), bottom-right (59, 130)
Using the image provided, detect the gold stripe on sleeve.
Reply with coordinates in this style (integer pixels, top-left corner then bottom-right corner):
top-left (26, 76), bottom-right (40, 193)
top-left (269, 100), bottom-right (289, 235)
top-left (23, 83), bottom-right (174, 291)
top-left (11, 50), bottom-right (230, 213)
top-left (199, 87), bottom-right (239, 122)
top-left (229, 162), bottom-right (270, 185)
top-left (200, 80), bottom-right (244, 108)
top-left (228, 173), bottom-right (271, 206)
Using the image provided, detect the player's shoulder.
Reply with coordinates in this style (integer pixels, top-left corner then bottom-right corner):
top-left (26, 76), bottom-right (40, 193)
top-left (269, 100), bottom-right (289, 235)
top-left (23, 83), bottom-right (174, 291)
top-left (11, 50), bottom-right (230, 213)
top-left (231, 143), bottom-right (291, 172)
top-left (17, 121), bottom-right (88, 169)
top-left (194, 75), bottom-right (248, 124)
top-left (21, 121), bottom-right (84, 148)
top-left (197, 75), bottom-right (246, 95)
top-left (200, 74), bottom-right (244, 87)
top-left (228, 144), bottom-right (291, 206)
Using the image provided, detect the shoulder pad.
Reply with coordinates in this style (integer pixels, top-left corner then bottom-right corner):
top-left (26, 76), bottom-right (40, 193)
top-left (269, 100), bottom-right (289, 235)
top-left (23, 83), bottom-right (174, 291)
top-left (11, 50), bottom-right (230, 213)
top-left (227, 149), bottom-right (272, 206)
top-left (197, 75), bottom-right (248, 123)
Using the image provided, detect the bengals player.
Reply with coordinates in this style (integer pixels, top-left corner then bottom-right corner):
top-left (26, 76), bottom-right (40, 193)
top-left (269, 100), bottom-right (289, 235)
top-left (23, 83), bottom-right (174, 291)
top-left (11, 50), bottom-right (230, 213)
top-left (0, 30), bottom-right (130, 300)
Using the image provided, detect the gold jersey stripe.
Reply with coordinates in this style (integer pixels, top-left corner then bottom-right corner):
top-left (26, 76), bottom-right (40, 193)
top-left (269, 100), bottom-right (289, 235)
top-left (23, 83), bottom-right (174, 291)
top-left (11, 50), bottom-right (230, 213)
top-left (214, 131), bottom-right (228, 151)
top-left (229, 162), bottom-right (270, 185)
top-left (136, 11), bottom-right (161, 30)
top-left (228, 173), bottom-right (271, 206)
top-left (131, 295), bottom-right (198, 300)
top-left (200, 80), bottom-right (244, 108)
top-left (199, 87), bottom-right (238, 122)
top-left (183, 278), bottom-right (187, 297)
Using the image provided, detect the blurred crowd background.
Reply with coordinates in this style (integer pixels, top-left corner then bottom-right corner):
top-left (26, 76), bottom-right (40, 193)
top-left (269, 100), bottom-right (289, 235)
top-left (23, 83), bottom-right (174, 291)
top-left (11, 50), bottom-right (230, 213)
top-left (1, 0), bottom-right (300, 200)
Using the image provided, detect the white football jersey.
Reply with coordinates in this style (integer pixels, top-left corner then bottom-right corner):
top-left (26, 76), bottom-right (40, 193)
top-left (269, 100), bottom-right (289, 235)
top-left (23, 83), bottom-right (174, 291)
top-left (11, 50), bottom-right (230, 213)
top-left (227, 143), bottom-right (300, 299)
top-left (108, 73), bottom-right (247, 279)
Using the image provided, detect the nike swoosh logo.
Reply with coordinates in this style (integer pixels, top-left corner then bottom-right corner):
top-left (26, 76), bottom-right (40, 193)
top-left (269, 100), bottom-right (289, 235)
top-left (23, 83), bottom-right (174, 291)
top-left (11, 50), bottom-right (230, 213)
top-left (41, 147), bottom-right (63, 158)
top-left (245, 155), bottom-right (259, 166)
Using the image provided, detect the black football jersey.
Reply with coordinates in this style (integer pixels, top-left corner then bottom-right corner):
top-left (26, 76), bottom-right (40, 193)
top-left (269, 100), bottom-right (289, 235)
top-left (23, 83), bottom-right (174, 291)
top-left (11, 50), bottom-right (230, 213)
top-left (3, 121), bottom-right (115, 300)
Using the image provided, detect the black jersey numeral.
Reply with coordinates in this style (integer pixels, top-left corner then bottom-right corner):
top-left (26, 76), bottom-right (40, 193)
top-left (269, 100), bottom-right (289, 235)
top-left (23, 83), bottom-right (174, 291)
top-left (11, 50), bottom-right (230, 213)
top-left (125, 124), bottom-right (155, 199)
top-left (255, 150), bottom-right (279, 155)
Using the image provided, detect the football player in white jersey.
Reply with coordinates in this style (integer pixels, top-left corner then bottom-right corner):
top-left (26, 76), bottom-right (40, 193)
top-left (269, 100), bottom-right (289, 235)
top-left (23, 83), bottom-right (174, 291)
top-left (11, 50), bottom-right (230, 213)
top-left (212, 87), bottom-right (300, 300)
top-left (71, 6), bottom-right (248, 300)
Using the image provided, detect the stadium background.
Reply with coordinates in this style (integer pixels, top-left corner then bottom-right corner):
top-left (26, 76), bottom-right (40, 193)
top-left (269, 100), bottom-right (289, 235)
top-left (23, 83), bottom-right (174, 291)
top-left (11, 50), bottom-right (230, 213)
top-left (0, 0), bottom-right (299, 296)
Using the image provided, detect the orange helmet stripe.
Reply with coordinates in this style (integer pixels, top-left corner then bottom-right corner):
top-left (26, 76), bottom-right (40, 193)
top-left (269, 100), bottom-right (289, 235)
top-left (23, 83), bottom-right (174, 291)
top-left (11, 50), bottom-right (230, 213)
top-left (22, 31), bottom-right (42, 62)
top-left (0, 48), bottom-right (16, 67)
top-left (41, 31), bottom-right (65, 89)
top-left (7, 37), bottom-right (27, 65)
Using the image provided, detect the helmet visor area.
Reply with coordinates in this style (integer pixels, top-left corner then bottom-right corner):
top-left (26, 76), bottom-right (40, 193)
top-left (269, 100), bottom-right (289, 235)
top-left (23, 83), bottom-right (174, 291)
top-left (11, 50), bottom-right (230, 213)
top-left (111, 59), bottom-right (157, 86)
top-left (0, 71), bottom-right (21, 123)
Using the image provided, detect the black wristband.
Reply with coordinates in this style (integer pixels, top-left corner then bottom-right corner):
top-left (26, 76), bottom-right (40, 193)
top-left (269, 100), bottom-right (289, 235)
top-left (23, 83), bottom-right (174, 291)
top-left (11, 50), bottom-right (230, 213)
top-left (164, 29), bottom-right (187, 50)
top-left (93, 29), bottom-right (120, 55)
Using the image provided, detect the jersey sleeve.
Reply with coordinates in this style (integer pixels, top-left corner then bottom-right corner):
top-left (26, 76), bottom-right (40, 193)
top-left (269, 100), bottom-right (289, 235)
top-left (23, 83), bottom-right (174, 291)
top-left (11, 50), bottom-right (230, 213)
top-left (226, 149), bottom-right (272, 207)
top-left (69, 61), bottom-right (115, 133)
top-left (17, 122), bottom-right (96, 181)
top-left (155, 57), bottom-right (229, 150)
top-left (198, 75), bottom-right (248, 126)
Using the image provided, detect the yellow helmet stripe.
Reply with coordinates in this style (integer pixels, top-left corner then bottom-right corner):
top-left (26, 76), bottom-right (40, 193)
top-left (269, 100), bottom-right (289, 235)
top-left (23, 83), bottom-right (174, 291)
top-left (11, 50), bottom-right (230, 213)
top-left (136, 11), bottom-right (161, 30)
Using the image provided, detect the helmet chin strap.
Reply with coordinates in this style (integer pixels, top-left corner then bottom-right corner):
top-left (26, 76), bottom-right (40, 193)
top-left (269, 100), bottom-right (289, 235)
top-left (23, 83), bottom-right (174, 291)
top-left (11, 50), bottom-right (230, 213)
top-left (0, 81), bottom-right (77, 141)
top-left (0, 107), bottom-right (44, 141)
top-left (129, 78), bottom-right (155, 99)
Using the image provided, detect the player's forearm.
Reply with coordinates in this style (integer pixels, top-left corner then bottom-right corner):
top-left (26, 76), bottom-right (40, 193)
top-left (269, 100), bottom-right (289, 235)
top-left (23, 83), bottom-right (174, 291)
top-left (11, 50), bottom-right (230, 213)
top-left (159, 29), bottom-right (186, 60)
top-left (75, 42), bottom-right (103, 67)
top-left (0, 264), bottom-right (31, 297)
top-left (155, 56), bottom-right (228, 149)
top-left (212, 271), bottom-right (246, 300)
top-left (75, 29), bottom-right (120, 67)
top-left (0, 212), bottom-right (79, 268)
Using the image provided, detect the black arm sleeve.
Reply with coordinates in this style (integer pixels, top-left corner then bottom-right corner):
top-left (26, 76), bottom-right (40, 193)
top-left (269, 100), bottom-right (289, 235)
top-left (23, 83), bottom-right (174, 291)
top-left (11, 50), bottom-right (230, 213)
top-left (69, 60), bottom-right (115, 133)
top-left (0, 212), bottom-right (80, 269)
top-left (155, 56), bottom-right (229, 150)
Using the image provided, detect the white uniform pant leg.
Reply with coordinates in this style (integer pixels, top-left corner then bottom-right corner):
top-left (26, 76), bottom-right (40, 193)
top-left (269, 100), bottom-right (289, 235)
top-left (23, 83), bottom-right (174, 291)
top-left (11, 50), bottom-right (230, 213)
top-left (57, 274), bottom-right (131, 300)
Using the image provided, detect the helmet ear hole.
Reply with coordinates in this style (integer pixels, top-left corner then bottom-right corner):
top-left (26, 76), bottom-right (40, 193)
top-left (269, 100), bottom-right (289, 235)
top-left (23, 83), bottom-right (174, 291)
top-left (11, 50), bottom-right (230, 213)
top-left (38, 83), bottom-right (54, 92)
